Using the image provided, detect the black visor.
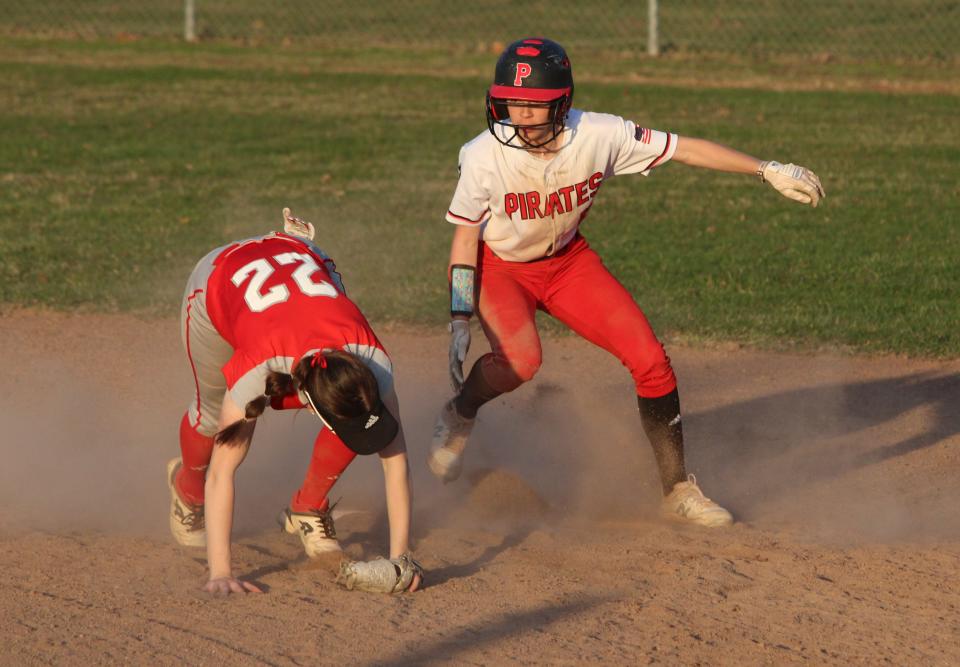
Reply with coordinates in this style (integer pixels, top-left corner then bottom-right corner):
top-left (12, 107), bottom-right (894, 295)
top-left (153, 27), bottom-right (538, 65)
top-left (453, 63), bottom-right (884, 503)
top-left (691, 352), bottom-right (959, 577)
top-left (315, 398), bottom-right (399, 456)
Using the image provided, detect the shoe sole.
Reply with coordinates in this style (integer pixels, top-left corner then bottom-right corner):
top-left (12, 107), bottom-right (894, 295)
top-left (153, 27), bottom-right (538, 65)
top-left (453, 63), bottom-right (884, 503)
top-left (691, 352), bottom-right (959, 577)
top-left (427, 447), bottom-right (462, 483)
top-left (428, 401), bottom-right (473, 483)
top-left (167, 458), bottom-right (206, 548)
top-left (661, 509), bottom-right (734, 528)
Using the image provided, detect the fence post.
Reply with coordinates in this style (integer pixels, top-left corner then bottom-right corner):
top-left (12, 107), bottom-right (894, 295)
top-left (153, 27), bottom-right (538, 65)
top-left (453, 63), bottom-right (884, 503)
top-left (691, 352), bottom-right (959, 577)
top-left (184, 0), bottom-right (196, 42)
top-left (647, 0), bottom-right (659, 56)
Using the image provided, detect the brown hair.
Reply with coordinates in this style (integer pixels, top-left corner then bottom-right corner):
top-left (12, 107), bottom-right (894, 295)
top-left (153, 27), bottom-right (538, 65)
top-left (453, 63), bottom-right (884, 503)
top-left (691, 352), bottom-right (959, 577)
top-left (214, 350), bottom-right (379, 445)
top-left (292, 349), bottom-right (380, 420)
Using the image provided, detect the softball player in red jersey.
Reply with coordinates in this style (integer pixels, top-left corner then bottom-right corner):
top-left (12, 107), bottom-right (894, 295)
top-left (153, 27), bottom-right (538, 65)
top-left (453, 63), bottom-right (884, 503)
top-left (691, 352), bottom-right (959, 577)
top-left (429, 38), bottom-right (824, 527)
top-left (171, 211), bottom-right (419, 595)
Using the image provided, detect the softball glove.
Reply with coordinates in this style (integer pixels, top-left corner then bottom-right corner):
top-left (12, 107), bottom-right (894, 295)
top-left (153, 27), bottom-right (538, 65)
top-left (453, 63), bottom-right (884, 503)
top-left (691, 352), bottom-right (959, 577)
top-left (337, 554), bottom-right (423, 594)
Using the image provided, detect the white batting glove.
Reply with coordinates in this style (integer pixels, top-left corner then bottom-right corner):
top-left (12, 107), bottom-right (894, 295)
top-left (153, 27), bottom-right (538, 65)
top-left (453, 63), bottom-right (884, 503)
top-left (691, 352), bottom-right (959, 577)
top-left (448, 319), bottom-right (471, 393)
top-left (759, 161), bottom-right (825, 207)
top-left (282, 207), bottom-right (316, 240)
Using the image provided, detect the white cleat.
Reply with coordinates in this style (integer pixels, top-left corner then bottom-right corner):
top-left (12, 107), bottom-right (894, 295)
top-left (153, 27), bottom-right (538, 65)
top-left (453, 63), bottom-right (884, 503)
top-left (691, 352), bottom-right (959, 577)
top-left (166, 458), bottom-right (206, 547)
top-left (661, 475), bottom-right (734, 528)
top-left (279, 506), bottom-right (342, 558)
top-left (427, 399), bottom-right (475, 483)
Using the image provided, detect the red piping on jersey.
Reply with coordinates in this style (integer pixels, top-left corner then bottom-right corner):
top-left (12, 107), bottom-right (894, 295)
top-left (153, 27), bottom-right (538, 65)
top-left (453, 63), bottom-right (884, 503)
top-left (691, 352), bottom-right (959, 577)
top-left (185, 288), bottom-right (204, 429)
top-left (489, 84), bottom-right (570, 102)
top-left (447, 208), bottom-right (489, 225)
top-left (646, 133), bottom-right (673, 170)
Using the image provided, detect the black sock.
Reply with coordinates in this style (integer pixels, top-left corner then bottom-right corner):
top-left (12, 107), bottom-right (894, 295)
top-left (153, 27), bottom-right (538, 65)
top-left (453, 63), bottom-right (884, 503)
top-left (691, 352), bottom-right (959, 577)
top-left (454, 359), bottom-right (503, 419)
top-left (637, 388), bottom-right (687, 495)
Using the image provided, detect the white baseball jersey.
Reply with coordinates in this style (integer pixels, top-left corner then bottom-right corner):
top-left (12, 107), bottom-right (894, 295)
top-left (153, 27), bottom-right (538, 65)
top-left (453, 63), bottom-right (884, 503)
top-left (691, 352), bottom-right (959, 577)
top-left (446, 109), bottom-right (677, 262)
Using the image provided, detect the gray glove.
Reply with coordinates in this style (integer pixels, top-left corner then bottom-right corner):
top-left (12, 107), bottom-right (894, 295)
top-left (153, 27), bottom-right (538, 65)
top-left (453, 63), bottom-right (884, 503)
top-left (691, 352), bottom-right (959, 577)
top-left (448, 319), bottom-right (471, 393)
top-left (337, 554), bottom-right (423, 594)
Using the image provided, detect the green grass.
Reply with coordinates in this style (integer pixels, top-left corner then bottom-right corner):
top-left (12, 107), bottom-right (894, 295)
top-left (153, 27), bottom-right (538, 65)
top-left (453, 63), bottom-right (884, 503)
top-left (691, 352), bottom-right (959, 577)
top-left (659, 0), bottom-right (960, 61)
top-left (2, 1), bottom-right (958, 63)
top-left (0, 38), bottom-right (957, 357)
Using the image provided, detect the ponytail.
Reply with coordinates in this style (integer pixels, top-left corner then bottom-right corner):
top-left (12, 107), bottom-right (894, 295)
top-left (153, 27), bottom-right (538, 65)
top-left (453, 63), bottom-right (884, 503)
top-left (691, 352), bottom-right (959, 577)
top-left (214, 371), bottom-right (295, 445)
top-left (214, 351), bottom-right (378, 445)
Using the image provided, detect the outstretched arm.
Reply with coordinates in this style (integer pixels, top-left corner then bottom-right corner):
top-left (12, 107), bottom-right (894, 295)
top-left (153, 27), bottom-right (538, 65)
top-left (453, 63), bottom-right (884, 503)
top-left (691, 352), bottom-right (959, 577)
top-left (672, 136), bottom-right (825, 207)
top-left (203, 392), bottom-right (261, 595)
top-left (672, 136), bottom-right (763, 174)
top-left (378, 390), bottom-right (421, 591)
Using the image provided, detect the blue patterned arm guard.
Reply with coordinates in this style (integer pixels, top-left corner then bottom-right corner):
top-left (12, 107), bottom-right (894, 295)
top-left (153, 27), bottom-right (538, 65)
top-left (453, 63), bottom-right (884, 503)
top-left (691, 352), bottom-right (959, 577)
top-left (449, 264), bottom-right (476, 318)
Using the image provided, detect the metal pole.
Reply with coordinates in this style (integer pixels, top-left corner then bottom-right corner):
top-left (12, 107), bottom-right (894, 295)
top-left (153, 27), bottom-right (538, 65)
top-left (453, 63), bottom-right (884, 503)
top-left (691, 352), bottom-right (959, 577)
top-left (184, 0), bottom-right (196, 42)
top-left (647, 0), bottom-right (660, 56)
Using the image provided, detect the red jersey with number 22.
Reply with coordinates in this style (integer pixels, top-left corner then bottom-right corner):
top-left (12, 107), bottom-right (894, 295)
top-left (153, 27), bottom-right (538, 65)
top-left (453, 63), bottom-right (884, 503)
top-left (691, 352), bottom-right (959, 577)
top-left (203, 233), bottom-right (391, 409)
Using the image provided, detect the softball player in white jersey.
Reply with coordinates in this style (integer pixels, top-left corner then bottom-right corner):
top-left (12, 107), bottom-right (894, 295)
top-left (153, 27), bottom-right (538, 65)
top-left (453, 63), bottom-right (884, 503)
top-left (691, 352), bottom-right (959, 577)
top-left (430, 38), bottom-right (824, 527)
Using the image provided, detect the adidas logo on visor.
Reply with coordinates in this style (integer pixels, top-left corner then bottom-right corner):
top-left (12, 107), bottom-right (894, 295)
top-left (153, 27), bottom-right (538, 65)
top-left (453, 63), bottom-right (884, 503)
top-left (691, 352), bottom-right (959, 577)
top-left (364, 414), bottom-right (380, 430)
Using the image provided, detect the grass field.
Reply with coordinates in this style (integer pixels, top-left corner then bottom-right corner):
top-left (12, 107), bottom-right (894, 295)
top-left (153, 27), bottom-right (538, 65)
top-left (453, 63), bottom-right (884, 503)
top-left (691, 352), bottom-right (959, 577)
top-left (0, 37), bottom-right (957, 356)
top-left (3, 1), bottom-right (958, 63)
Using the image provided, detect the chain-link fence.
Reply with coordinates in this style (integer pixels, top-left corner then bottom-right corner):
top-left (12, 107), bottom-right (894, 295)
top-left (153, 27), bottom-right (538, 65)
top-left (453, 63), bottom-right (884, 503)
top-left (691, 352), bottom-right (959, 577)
top-left (2, 1), bottom-right (958, 64)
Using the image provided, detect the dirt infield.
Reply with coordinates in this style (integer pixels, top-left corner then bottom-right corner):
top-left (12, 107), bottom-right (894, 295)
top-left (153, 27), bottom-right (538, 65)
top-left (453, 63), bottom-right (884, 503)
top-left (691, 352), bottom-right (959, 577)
top-left (1, 311), bottom-right (957, 665)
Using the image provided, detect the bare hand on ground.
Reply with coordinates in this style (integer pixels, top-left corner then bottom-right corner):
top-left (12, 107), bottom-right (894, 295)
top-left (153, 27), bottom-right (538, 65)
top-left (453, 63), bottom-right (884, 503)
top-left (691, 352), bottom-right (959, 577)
top-left (203, 576), bottom-right (263, 596)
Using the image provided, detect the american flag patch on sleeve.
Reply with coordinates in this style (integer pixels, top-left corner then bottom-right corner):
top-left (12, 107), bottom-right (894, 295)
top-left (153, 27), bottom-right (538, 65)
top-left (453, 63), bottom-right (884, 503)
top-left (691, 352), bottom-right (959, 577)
top-left (635, 126), bottom-right (652, 144)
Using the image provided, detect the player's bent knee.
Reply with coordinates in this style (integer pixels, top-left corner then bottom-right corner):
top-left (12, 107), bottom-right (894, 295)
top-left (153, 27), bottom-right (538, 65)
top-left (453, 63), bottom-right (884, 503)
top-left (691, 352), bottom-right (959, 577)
top-left (509, 354), bottom-right (541, 385)
top-left (481, 351), bottom-right (541, 392)
top-left (629, 357), bottom-right (676, 398)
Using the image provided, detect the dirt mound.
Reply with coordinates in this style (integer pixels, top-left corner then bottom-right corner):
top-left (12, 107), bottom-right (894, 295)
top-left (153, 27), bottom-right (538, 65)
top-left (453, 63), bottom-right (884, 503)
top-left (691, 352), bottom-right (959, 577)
top-left (464, 467), bottom-right (550, 522)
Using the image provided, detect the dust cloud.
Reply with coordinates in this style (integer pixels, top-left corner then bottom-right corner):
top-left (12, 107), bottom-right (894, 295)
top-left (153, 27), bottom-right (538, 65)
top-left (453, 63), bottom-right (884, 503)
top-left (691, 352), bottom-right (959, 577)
top-left (3, 312), bottom-right (958, 666)
top-left (0, 358), bottom-right (172, 535)
top-left (1, 311), bottom-right (957, 547)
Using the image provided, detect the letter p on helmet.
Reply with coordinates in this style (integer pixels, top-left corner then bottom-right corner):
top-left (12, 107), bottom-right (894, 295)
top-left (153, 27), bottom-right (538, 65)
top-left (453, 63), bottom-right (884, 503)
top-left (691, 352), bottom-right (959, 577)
top-left (513, 62), bottom-right (532, 86)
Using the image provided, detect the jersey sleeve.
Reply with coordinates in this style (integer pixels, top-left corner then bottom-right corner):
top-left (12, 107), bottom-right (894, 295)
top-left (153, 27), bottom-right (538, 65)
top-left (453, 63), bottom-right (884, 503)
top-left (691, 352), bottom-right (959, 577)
top-left (611, 117), bottom-right (677, 176)
top-left (341, 343), bottom-right (394, 397)
top-left (445, 144), bottom-right (491, 227)
top-left (225, 354), bottom-right (292, 411)
top-left (270, 391), bottom-right (306, 411)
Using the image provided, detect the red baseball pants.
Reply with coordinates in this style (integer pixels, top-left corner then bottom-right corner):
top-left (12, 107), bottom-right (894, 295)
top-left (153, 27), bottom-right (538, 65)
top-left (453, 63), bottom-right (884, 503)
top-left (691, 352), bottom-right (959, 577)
top-left (474, 234), bottom-right (677, 398)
